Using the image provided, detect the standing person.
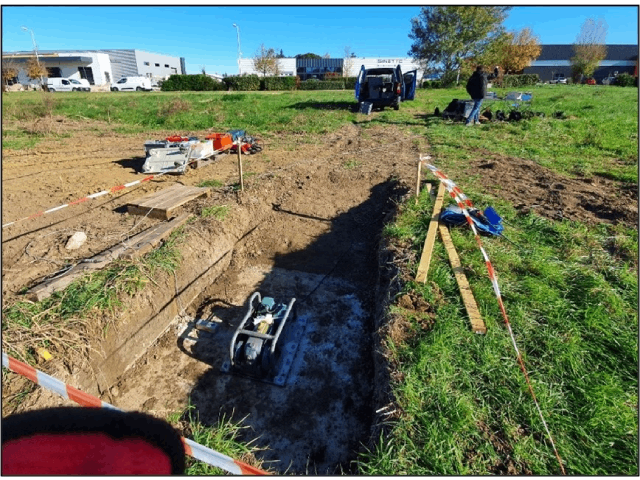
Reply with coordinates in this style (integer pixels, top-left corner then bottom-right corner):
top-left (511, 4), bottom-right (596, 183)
top-left (465, 66), bottom-right (497, 126)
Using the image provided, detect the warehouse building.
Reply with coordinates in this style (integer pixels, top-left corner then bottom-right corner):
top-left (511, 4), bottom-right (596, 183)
top-left (523, 44), bottom-right (638, 82)
top-left (238, 56), bottom-right (424, 82)
top-left (3, 48), bottom-right (186, 88)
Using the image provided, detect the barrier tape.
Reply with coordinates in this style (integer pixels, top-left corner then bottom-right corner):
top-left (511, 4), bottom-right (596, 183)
top-left (1, 352), bottom-right (268, 475)
top-left (419, 155), bottom-right (566, 475)
top-left (2, 171), bottom-right (172, 230)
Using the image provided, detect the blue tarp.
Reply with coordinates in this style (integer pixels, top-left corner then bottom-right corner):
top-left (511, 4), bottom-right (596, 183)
top-left (440, 205), bottom-right (504, 236)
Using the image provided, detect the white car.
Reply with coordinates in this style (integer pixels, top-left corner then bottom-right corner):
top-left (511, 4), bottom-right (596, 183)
top-left (111, 76), bottom-right (152, 92)
top-left (69, 78), bottom-right (90, 91)
top-left (46, 77), bottom-right (89, 92)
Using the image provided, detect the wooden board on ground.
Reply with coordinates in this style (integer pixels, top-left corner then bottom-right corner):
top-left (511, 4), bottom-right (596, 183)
top-left (426, 184), bottom-right (486, 334)
top-left (415, 182), bottom-right (446, 283)
top-left (127, 184), bottom-right (210, 220)
top-left (438, 223), bottom-right (487, 334)
top-left (26, 213), bottom-right (193, 302)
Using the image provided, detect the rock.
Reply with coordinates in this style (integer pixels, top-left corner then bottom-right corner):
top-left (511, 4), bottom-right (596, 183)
top-left (65, 231), bottom-right (87, 250)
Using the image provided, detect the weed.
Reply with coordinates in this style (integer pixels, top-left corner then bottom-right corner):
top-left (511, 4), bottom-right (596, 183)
top-left (159, 98), bottom-right (191, 117)
top-left (197, 179), bottom-right (224, 188)
top-left (343, 159), bottom-right (362, 169)
top-left (200, 205), bottom-right (229, 221)
top-left (167, 401), bottom-right (267, 475)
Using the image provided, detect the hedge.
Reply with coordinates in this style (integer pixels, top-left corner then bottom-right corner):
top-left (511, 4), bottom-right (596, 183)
top-left (262, 76), bottom-right (297, 91)
top-left (297, 79), bottom-right (346, 90)
top-left (223, 75), bottom-right (261, 91)
top-left (615, 73), bottom-right (636, 87)
top-left (501, 74), bottom-right (540, 88)
top-left (160, 74), bottom-right (226, 92)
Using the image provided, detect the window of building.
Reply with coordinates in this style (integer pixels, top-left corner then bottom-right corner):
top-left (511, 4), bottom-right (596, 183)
top-left (155, 63), bottom-right (160, 67)
top-left (171, 67), bottom-right (177, 74)
top-left (46, 67), bottom-right (62, 78)
top-left (78, 66), bottom-right (95, 85)
top-left (164, 64), bottom-right (169, 68)
top-left (144, 61), bottom-right (150, 66)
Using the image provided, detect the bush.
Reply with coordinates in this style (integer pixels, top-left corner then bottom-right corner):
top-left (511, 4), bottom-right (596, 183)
top-left (298, 79), bottom-right (346, 90)
top-left (344, 77), bottom-right (357, 90)
top-left (422, 80), bottom-right (443, 89)
top-left (616, 73), bottom-right (636, 87)
top-left (161, 74), bottom-right (226, 91)
top-left (223, 75), bottom-right (261, 91)
top-left (501, 74), bottom-right (540, 88)
top-left (262, 76), bottom-right (296, 91)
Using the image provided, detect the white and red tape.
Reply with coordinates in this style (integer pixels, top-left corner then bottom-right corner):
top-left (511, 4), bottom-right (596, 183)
top-left (2, 171), bottom-right (169, 230)
top-left (420, 155), bottom-right (566, 475)
top-left (1, 351), bottom-right (268, 475)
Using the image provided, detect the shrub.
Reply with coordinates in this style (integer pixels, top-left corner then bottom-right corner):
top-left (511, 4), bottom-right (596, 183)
top-left (616, 73), bottom-right (635, 87)
top-left (298, 79), bottom-right (345, 90)
top-left (501, 74), bottom-right (540, 88)
top-left (422, 80), bottom-right (443, 89)
top-left (344, 77), bottom-right (358, 89)
top-left (161, 74), bottom-right (225, 91)
top-left (262, 76), bottom-right (296, 91)
top-left (223, 75), bottom-right (260, 91)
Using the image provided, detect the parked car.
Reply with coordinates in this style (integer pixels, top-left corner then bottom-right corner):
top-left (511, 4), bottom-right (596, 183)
top-left (47, 78), bottom-right (80, 92)
top-left (602, 76), bottom-right (617, 85)
top-left (69, 78), bottom-right (90, 91)
top-left (355, 65), bottom-right (417, 110)
top-left (111, 76), bottom-right (152, 92)
top-left (549, 73), bottom-right (567, 84)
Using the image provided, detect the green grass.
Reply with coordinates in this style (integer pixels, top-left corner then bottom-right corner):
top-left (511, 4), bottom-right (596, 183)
top-left (167, 401), bottom-right (266, 475)
top-left (200, 205), bottom-right (229, 221)
top-left (2, 227), bottom-right (187, 362)
top-left (359, 187), bottom-right (638, 475)
top-left (197, 179), bottom-right (224, 188)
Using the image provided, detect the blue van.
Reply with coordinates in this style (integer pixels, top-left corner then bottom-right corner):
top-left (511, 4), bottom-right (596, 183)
top-left (355, 65), bottom-right (417, 110)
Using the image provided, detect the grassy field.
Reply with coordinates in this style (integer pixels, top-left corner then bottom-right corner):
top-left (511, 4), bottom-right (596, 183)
top-left (2, 85), bottom-right (638, 474)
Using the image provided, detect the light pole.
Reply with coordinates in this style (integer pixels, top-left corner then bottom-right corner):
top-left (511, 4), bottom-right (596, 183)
top-left (21, 25), bottom-right (43, 88)
top-left (232, 23), bottom-right (242, 75)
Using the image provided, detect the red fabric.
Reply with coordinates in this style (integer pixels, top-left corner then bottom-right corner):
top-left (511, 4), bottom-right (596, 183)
top-left (2, 432), bottom-right (173, 475)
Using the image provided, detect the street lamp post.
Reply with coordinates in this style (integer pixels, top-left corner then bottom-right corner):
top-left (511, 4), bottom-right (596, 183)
top-left (21, 25), bottom-right (44, 88)
top-left (232, 23), bottom-right (242, 75)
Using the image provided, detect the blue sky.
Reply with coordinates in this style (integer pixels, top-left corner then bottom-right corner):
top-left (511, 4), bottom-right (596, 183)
top-left (2, 5), bottom-right (638, 76)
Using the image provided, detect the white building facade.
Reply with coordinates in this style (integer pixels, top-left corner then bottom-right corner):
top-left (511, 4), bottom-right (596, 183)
top-left (344, 57), bottom-right (424, 80)
top-left (3, 48), bottom-right (185, 88)
top-left (239, 57), bottom-right (296, 76)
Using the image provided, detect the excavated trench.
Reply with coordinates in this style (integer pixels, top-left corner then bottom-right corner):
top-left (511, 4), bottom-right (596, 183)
top-left (90, 156), bottom-right (413, 474)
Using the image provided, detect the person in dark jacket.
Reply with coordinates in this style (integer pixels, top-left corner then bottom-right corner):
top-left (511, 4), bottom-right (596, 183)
top-left (465, 65), bottom-right (498, 126)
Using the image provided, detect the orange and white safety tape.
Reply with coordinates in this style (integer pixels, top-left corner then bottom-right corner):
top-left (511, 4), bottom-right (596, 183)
top-left (419, 155), bottom-right (566, 475)
top-left (1, 351), bottom-right (268, 475)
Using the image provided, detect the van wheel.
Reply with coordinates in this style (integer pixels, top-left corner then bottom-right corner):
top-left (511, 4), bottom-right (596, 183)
top-left (136, 87), bottom-right (142, 91)
top-left (72, 88), bottom-right (79, 91)
top-left (393, 104), bottom-right (400, 110)
top-left (49, 88), bottom-right (56, 92)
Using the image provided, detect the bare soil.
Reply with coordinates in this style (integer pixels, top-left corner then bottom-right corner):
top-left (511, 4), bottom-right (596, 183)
top-left (2, 117), bottom-right (637, 473)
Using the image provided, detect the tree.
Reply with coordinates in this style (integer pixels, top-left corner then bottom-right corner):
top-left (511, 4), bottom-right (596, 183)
top-left (25, 57), bottom-right (46, 85)
top-left (277, 49), bottom-right (285, 58)
top-left (571, 18), bottom-right (608, 81)
top-left (408, 6), bottom-right (511, 85)
top-left (2, 56), bottom-right (20, 91)
top-left (343, 46), bottom-right (356, 77)
top-left (253, 44), bottom-right (281, 77)
top-left (501, 27), bottom-right (542, 74)
top-left (295, 53), bottom-right (322, 59)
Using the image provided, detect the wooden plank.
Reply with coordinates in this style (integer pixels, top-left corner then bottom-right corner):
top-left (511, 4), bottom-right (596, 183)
top-left (438, 223), bottom-right (487, 334)
top-left (121, 213), bottom-right (192, 260)
top-left (426, 183), bottom-right (486, 334)
top-left (415, 182), bottom-right (446, 283)
top-left (127, 184), bottom-right (209, 220)
top-left (26, 214), bottom-right (193, 302)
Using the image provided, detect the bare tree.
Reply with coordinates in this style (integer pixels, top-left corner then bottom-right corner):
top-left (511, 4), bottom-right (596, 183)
top-left (253, 44), bottom-right (281, 76)
top-left (343, 46), bottom-right (356, 77)
top-left (571, 18), bottom-right (608, 81)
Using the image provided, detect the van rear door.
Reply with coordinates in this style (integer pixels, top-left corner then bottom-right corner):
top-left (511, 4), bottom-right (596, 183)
top-left (394, 65), bottom-right (404, 98)
top-left (355, 65), bottom-right (365, 101)
top-left (402, 70), bottom-right (417, 100)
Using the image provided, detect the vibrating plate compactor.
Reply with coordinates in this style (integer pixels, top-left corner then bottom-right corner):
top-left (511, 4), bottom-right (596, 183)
top-left (221, 292), bottom-right (306, 386)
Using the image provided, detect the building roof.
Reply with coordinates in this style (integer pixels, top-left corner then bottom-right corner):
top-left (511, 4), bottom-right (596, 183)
top-left (538, 44), bottom-right (638, 61)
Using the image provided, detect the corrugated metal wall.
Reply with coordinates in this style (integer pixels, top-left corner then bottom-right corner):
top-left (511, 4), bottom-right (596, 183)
top-left (98, 49), bottom-right (138, 80)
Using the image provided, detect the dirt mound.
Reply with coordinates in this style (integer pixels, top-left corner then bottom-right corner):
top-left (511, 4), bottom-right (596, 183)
top-left (465, 152), bottom-right (637, 227)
